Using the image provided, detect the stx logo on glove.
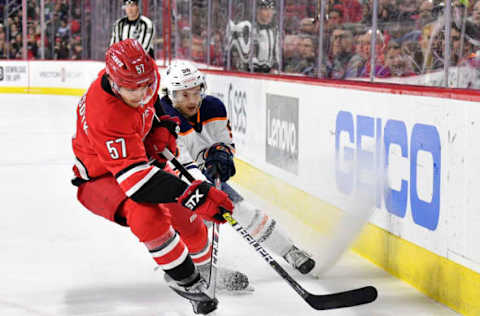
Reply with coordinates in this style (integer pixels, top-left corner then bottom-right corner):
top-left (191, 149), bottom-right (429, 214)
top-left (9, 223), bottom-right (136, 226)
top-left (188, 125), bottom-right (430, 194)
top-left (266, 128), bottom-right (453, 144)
top-left (178, 180), bottom-right (233, 224)
top-left (182, 188), bottom-right (206, 210)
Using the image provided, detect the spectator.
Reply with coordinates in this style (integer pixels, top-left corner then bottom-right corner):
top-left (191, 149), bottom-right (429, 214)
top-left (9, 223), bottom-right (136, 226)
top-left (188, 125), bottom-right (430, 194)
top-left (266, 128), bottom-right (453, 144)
top-left (71, 42), bottom-right (83, 60)
top-left (35, 36), bottom-right (47, 59)
top-left (444, 24), bottom-right (474, 66)
top-left (9, 22), bottom-right (19, 40)
top-left (383, 41), bottom-right (416, 77)
top-left (326, 8), bottom-right (344, 30)
top-left (70, 19), bottom-right (80, 35)
top-left (331, 0), bottom-right (363, 23)
top-left (401, 37), bottom-right (424, 74)
top-left (209, 30), bottom-right (224, 66)
top-left (396, 0), bottom-right (418, 22)
top-left (27, 32), bottom-right (38, 59)
top-left (54, 37), bottom-right (69, 59)
top-left (177, 27), bottom-right (191, 59)
top-left (299, 17), bottom-right (316, 35)
top-left (283, 34), bottom-right (302, 73)
top-left (361, 0), bottom-right (373, 25)
top-left (417, 0), bottom-right (435, 29)
top-left (356, 29), bottom-right (389, 77)
top-left (12, 33), bottom-right (22, 57)
top-left (329, 25), bottom-right (363, 79)
top-left (384, 20), bottom-right (416, 43)
top-left (284, 1), bottom-right (301, 35)
top-left (228, 0), bottom-right (280, 73)
top-left (0, 23), bottom-right (5, 42)
top-left (471, 0), bottom-right (480, 36)
top-left (294, 35), bottom-right (317, 76)
top-left (377, 0), bottom-right (397, 24)
top-left (191, 35), bottom-right (205, 62)
top-left (27, 0), bottom-right (39, 21)
top-left (323, 8), bottom-right (344, 59)
top-left (57, 20), bottom-right (70, 39)
top-left (0, 38), bottom-right (6, 59)
top-left (452, 0), bottom-right (480, 44)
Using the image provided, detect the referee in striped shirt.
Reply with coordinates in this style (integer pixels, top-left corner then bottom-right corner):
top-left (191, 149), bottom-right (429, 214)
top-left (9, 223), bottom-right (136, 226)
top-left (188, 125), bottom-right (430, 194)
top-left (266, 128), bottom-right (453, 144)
top-left (110, 0), bottom-right (155, 57)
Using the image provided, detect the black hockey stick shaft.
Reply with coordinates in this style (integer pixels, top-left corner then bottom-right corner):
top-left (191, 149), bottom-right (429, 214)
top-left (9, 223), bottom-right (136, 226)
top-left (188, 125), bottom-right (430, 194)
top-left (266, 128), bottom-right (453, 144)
top-left (162, 149), bottom-right (378, 310)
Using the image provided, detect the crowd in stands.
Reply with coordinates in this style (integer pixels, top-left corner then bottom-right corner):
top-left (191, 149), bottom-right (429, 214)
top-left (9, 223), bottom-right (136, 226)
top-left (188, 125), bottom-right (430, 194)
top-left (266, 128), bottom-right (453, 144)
top-left (0, 0), bottom-right (86, 60)
top-left (277, 0), bottom-right (480, 79)
top-left (1, 0), bottom-right (480, 85)
top-left (176, 0), bottom-right (480, 82)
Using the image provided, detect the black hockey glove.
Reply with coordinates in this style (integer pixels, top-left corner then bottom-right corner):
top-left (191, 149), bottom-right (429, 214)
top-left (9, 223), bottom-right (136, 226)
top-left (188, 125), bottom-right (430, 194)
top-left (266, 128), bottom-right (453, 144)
top-left (203, 143), bottom-right (236, 183)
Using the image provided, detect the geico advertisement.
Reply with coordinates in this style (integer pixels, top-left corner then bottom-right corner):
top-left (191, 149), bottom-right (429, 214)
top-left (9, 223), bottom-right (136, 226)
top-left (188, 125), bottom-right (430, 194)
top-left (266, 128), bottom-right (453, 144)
top-left (335, 111), bottom-right (441, 232)
top-left (0, 62), bottom-right (28, 86)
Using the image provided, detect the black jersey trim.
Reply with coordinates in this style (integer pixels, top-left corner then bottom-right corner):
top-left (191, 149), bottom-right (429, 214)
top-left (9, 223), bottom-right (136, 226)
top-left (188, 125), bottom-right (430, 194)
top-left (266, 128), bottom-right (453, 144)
top-left (115, 161), bottom-right (148, 179)
top-left (129, 169), bottom-right (188, 204)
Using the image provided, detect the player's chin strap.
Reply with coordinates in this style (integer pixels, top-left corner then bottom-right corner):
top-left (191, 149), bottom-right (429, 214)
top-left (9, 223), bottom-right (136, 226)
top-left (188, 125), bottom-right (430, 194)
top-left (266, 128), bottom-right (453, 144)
top-left (161, 148), bottom-right (219, 298)
top-left (161, 148), bottom-right (378, 311)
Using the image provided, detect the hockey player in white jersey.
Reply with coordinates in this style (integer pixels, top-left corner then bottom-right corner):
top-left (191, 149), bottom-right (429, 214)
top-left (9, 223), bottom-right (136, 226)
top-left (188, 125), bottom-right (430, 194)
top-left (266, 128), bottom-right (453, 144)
top-left (156, 61), bottom-right (316, 288)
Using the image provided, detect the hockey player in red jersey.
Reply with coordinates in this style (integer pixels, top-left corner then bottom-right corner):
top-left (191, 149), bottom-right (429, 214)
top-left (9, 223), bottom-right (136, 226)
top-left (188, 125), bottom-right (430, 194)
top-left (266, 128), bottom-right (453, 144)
top-left (71, 39), bottom-right (232, 314)
top-left (159, 60), bottom-right (316, 278)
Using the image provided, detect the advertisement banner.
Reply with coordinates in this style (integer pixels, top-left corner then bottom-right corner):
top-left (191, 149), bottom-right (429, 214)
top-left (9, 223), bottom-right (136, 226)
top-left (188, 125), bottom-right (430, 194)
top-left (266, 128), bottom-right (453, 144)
top-left (29, 61), bottom-right (103, 89)
top-left (265, 94), bottom-right (299, 175)
top-left (205, 71), bottom-right (480, 277)
top-left (205, 74), bottom-right (265, 167)
top-left (0, 62), bottom-right (28, 87)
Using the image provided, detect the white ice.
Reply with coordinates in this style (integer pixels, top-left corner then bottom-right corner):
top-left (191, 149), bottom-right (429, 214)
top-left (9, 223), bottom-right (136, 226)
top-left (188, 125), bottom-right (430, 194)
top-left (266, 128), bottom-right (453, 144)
top-left (0, 94), bottom-right (459, 316)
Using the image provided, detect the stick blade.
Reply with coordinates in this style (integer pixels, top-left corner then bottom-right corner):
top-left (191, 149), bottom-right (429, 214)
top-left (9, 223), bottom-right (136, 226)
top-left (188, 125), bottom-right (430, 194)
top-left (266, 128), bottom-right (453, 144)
top-left (305, 286), bottom-right (377, 310)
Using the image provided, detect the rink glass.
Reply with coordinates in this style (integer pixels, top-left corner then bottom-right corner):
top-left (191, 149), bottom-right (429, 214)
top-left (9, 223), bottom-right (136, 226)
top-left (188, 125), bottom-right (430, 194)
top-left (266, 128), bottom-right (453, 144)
top-left (1, 0), bottom-right (479, 89)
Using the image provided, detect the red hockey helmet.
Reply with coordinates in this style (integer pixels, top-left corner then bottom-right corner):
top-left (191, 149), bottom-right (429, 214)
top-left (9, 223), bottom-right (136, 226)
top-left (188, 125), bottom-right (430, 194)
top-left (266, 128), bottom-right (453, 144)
top-left (105, 39), bottom-right (156, 90)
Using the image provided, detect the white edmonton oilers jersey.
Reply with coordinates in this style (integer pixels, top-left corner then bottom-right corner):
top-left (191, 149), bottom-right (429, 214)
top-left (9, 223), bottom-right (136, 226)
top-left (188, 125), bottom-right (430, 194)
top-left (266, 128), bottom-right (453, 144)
top-left (159, 95), bottom-right (234, 181)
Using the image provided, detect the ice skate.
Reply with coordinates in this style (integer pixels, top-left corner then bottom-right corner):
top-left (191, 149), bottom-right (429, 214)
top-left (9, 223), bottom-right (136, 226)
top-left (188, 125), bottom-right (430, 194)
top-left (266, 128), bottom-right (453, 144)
top-left (283, 245), bottom-right (316, 274)
top-left (166, 273), bottom-right (218, 314)
top-left (197, 263), bottom-right (253, 293)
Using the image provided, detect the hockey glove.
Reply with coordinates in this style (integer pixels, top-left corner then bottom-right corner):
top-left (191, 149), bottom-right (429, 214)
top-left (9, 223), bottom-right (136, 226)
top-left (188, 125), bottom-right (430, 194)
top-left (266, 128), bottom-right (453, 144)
top-left (144, 115), bottom-right (180, 164)
top-left (203, 143), bottom-right (236, 183)
top-left (178, 180), bottom-right (234, 224)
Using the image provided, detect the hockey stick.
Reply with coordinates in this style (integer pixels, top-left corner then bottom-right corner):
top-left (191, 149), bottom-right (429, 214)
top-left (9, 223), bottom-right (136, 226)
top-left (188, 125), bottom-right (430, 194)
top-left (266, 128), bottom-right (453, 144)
top-left (162, 149), bottom-right (378, 310)
top-left (162, 150), bottom-right (219, 297)
top-left (205, 176), bottom-right (221, 298)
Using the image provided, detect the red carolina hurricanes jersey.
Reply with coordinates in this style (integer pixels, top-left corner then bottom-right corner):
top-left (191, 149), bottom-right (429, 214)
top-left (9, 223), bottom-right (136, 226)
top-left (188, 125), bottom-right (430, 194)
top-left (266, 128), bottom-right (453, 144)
top-left (72, 69), bottom-right (163, 198)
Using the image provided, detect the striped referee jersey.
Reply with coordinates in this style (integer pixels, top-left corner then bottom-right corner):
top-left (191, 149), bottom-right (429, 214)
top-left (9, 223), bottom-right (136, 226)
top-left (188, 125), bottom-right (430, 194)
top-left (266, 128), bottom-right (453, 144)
top-left (110, 15), bottom-right (155, 57)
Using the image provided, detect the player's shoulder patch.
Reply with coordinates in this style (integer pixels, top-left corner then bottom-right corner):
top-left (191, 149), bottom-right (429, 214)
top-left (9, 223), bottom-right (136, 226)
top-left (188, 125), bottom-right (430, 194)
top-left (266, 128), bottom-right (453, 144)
top-left (200, 96), bottom-right (227, 122)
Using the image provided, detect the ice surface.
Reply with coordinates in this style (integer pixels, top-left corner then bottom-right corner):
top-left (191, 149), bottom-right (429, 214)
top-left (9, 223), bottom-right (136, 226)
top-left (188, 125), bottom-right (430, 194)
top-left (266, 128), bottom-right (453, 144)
top-left (0, 94), bottom-right (459, 315)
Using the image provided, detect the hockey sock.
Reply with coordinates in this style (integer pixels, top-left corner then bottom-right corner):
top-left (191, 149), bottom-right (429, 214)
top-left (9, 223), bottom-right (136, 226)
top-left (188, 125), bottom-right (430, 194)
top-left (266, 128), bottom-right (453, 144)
top-left (233, 200), bottom-right (294, 257)
top-left (189, 232), bottom-right (212, 266)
